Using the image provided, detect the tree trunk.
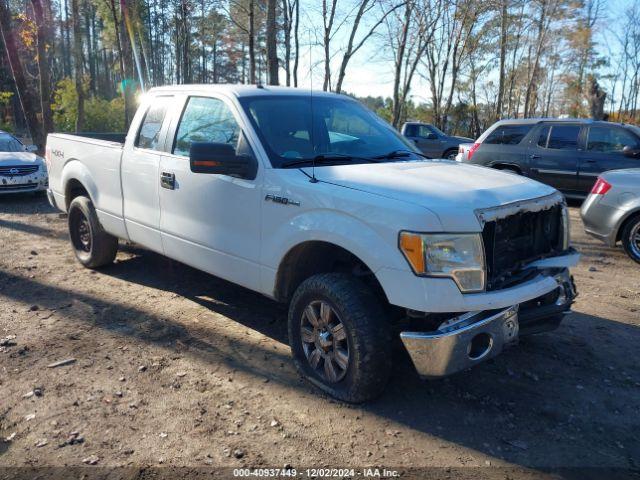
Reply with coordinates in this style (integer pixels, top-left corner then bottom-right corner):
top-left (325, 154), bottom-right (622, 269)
top-left (248, 0), bottom-right (256, 83)
top-left (266, 0), bottom-right (279, 85)
top-left (588, 76), bottom-right (606, 120)
top-left (0, 0), bottom-right (45, 148)
top-left (31, 0), bottom-right (54, 136)
top-left (72, 0), bottom-right (85, 131)
top-left (495, 0), bottom-right (507, 121)
top-left (293, 0), bottom-right (299, 86)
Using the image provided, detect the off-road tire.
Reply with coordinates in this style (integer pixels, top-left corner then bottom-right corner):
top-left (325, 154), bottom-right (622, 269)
top-left (68, 196), bottom-right (118, 268)
top-left (288, 273), bottom-right (392, 403)
top-left (621, 214), bottom-right (640, 264)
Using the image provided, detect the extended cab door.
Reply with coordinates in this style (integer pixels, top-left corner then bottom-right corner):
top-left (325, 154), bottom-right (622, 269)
top-left (121, 95), bottom-right (173, 253)
top-left (158, 94), bottom-right (263, 292)
top-left (578, 125), bottom-right (640, 194)
top-left (528, 123), bottom-right (582, 195)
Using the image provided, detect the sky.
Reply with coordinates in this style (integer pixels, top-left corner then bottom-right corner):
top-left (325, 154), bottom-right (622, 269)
top-left (287, 0), bottom-right (635, 103)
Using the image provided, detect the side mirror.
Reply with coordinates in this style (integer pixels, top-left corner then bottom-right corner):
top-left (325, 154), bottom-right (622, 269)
top-left (622, 145), bottom-right (640, 158)
top-left (425, 133), bottom-right (438, 140)
top-left (189, 142), bottom-right (256, 179)
top-left (25, 144), bottom-right (38, 153)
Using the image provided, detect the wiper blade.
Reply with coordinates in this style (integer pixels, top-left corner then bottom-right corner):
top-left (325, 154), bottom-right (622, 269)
top-left (281, 153), bottom-right (381, 168)
top-left (372, 149), bottom-right (431, 160)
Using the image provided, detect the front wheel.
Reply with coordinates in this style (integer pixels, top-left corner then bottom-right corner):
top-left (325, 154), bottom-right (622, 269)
top-left (68, 196), bottom-right (118, 268)
top-left (288, 273), bottom-right (392, 403)
top-left (621, 214), bottom-right (640, 264)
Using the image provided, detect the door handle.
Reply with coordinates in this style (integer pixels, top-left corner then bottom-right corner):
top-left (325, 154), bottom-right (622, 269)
top-left (160, 172), bottom-right (175, 190)
top-left (529, 154), bottom-right (540, 159)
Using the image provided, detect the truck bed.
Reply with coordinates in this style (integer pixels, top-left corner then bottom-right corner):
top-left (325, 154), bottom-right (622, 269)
top-left (46, 133), bottom-right (126, 237)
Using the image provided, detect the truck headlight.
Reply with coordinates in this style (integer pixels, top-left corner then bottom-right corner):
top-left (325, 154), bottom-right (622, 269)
top-left (399, 232), bottom-right (486, 292)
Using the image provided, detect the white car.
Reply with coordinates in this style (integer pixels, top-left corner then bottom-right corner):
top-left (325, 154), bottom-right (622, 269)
top-left (0, 131), bottom-right (48, 194)
top-left (46, 85), bottom-right (579, 402)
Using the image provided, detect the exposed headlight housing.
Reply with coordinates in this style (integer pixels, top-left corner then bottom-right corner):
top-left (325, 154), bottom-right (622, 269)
top-left (399, 232), bottom-right (486, 292)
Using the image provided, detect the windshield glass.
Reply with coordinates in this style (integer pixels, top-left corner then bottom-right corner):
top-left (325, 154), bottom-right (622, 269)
top-left (238, 95), bottom-right (419, 167)
top-left (0, 134), bottom-right (24, 152)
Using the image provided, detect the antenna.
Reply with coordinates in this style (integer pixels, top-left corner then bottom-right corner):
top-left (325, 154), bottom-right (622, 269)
top-left (308, 27), bottom-right (318, 183)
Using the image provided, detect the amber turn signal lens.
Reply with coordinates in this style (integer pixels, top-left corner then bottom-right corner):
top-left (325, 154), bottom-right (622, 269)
top-left (399, 232), bottom-right (425, 274)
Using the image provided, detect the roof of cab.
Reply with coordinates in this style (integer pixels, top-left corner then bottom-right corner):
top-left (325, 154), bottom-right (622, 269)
top-left (147, 84), bottom-right (345, 99)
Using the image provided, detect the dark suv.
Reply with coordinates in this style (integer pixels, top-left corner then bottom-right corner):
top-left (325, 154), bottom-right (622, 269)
top-left (460, 119), bottom-right (640, 198)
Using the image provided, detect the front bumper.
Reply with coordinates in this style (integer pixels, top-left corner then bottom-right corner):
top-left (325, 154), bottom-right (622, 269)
top-left (0, 170), bottom-right (48, 194)
top-left (400, 269), bottom-right (575, 378)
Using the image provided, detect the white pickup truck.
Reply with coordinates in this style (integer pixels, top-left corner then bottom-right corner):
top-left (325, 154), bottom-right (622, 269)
top-left (46, 85), bottom-right (579, 402)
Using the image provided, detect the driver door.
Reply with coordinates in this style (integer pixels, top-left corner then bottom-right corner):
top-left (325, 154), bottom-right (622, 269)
top-left (158, 94), bottom-right (263, 292)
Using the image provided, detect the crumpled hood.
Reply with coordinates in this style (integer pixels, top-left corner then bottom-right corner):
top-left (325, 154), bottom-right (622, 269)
top-left (302, 160), bottom-right (558, 231)
top-left (0, 152), bottom-right (42, 166)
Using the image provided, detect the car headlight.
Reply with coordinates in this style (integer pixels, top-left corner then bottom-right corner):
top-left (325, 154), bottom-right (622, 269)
top-left (399, 232), bottom-right (486, 292)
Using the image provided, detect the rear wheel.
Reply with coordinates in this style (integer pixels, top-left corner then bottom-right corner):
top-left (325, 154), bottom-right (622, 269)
top-left (621, 214), bottom-right (640, 264)
top-left (444, 149), bottom-right (458, 160)
top-left (68, 196), bottom-right (118, 268)
top-left (288, 273), bottom-right (391, 403)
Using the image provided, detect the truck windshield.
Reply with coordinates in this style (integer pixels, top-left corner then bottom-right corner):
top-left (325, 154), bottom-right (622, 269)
top-left (238, 95), bottom-right (419, 168)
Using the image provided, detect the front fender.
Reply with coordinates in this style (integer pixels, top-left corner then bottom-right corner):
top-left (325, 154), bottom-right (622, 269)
top-left (260, 209), bottom-right (412, 298)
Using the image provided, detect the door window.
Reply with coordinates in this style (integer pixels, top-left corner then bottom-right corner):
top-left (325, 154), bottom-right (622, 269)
top-left (484, 124), bottom-right (532, 145)
top-left (546, 125), bottom-right (580, 150)
top-left (416, 125), bottom-right (437, 138)
top-left (587, 126), bottom-right (639, 153)
top-left (173, 97), bottom-right (241, 157)
top-left (135, 97), bottom-right (171, 150)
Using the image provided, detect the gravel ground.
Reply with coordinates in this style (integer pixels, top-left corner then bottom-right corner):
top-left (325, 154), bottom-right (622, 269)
top-left (0, 193), bottom-right (638, 479)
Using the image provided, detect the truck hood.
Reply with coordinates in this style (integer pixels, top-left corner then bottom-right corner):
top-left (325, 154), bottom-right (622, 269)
top-left (302, 160), bottom-right (558, 231)
top-left (0, 152), bottom-right (41, 165)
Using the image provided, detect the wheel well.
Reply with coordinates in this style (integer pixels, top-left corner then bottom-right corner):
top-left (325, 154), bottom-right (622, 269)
top-left (443, 148), bottom-right (458, 156)
top-left (65, 179), bottom-right (90, 211)
top-left (616, 210), bottom-right (640, 242)
top-left (492, 163), bottom-right (522, 174)
top-left (274, 241), bottom-right (387, 304)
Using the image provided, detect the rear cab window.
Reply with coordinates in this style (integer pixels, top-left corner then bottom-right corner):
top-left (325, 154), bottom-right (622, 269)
top-left (135, 96), bottom-right (172, 151)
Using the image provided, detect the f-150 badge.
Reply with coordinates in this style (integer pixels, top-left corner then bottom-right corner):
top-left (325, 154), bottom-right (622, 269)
top-left (265, 194), bottom-right (300, 206)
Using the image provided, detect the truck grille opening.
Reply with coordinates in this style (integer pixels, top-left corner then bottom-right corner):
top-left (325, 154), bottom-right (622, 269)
top-left (482, 204), bottom-right (564, 291)
top-left (0, 165), bottom-right (39, 176)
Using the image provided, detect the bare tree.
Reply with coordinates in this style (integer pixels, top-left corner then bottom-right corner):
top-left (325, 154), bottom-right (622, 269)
top-left (266, 0), bottom-right (279, 84)
top-left (0, 0), bottom-right (44, 147)
top-left (31, 0), bottom-right (54, 136)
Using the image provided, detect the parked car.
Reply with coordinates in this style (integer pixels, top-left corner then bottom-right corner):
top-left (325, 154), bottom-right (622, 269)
top-left (581, 169), bottom-right (640, 263)
top-left (400, 122), bottom-right (473, 159)
top-left (459, 118), bottom-right (640, 198)
top-left (46, 85), bottom-right (579, 402)
top-left (0, 130), bottom-right (48, 194)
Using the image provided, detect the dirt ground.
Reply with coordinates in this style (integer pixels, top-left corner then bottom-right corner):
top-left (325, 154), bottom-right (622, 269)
top-left (0, 193), bottom-right (638, 479)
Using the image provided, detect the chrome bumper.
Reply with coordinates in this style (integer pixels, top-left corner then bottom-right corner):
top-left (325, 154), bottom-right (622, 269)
top-left (400, 306), bottom-right (520, 379)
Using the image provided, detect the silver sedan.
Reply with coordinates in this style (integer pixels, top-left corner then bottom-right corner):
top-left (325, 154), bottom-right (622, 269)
top-left (581, 168), bottom-right (640, 263)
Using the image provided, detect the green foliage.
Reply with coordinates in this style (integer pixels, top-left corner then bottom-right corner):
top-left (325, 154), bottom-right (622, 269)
top-left (52, 78), bottom-right (125, 132)
top-left (0, 91), bottom-right (14, 132)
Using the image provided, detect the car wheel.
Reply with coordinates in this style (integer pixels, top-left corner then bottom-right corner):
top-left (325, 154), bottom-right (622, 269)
top-left (444, 149), bottom-right (458, 160)
top-left (68, 196), bottom-right (118, 268)
top-left (288, 273), bottom-right (392, 403)
top-left (621, 214), bottom-right (640, 264)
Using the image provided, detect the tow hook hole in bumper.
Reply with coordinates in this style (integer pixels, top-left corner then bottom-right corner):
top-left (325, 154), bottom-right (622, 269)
top-left (468, 333), bottom-right (493, 360)
top-left (400, 306), bottom-right (519, 379)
